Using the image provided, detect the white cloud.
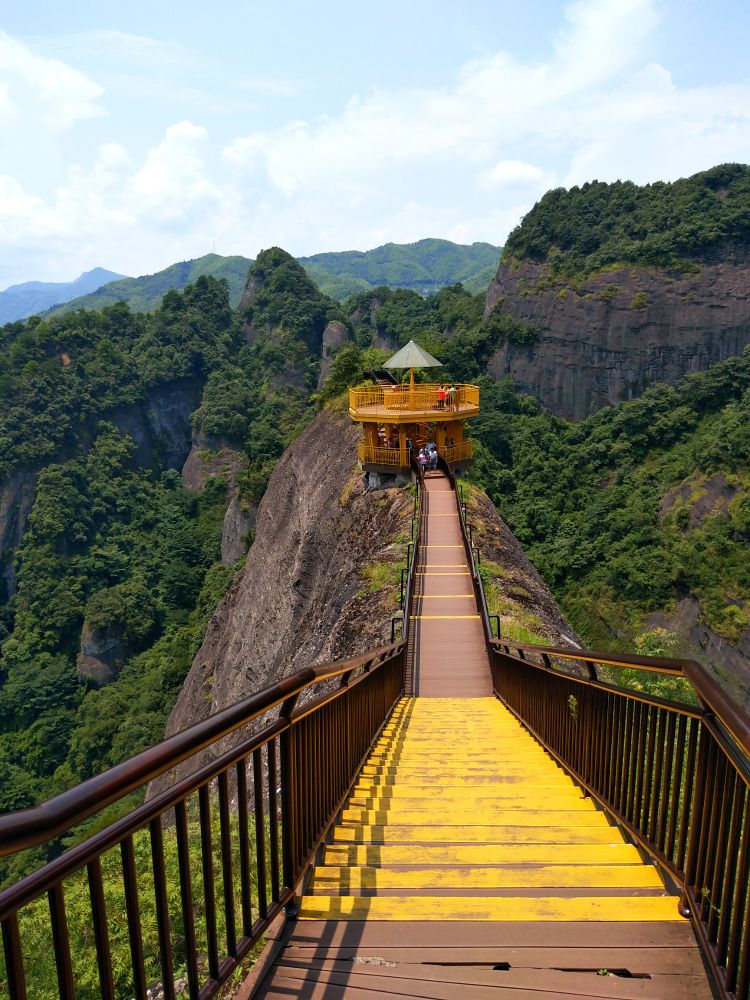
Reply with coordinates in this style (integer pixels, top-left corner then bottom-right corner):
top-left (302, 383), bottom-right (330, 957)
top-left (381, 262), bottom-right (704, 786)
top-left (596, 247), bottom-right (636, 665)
top-left (2, 0), bottom-right (750, 284)
top-left (0, 29), bottom-right (104, 130)
top-left (480, 160), bottom-right (548, 189)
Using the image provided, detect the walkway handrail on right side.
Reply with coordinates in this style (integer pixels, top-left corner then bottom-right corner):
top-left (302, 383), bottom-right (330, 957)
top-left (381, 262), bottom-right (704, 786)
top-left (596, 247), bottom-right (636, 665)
top-left (452, 469), bottom-right (750, 1000)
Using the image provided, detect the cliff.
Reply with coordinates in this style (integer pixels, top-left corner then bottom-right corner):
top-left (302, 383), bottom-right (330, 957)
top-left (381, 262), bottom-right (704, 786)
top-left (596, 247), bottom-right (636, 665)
top-left (484, 248), bottom-right (750, 420)
top-left (464, 483), bottom-right (582, 649)
top-left (157, 409), bottom-right (413, 783)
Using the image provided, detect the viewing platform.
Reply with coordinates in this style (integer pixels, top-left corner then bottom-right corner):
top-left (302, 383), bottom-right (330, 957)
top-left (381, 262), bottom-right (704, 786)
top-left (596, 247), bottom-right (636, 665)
top-left (348, 383), bottom-right (480, 422)
top-left (357, 438), bottom-right (473, 467)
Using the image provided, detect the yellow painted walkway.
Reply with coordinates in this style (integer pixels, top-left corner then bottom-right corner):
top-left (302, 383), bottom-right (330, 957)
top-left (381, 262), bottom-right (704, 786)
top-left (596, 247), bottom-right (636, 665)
top-left (299, 697), bottom-right (680, 923)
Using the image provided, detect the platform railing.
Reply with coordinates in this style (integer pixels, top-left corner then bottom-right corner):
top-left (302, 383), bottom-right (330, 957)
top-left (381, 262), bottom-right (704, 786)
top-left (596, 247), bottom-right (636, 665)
top-left (0, 643), bottom-right (406, 1000)
top-left (349, 383), bottom-right (479, 414)
top-left (358, 439), bottom-right (472, 468)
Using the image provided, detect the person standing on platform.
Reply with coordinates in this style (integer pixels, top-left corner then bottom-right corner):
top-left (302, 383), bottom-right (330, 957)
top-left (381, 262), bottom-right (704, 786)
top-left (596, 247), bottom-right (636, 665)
top-left (449, 384), bottom-right (456, 410)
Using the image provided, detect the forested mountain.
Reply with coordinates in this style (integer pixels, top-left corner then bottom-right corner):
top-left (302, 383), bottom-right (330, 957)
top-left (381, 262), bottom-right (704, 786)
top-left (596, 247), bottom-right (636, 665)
top-left (44, 240), bottom-right (502, 320)
top-left (46, 254), bottom-right (253, 316)
top-left (299, 238), bottom-right (502, 298)
top-left (483, 164), bottom-right (750, 418)
top-left (0, 268), bottom-right (125, 324)
top-left (0, 263), bottom-right (324, 876)
top-left (503, 162), bottom-right (750, 274)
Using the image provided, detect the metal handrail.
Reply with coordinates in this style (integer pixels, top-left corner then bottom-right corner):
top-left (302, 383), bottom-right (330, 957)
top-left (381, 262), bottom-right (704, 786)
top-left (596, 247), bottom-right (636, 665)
top-left (0, 643), bottom-right (400, 858)
top-left (451, 474), bottom-right (750, 1000)
top-left (0, 641), bottom-right (407, 1000)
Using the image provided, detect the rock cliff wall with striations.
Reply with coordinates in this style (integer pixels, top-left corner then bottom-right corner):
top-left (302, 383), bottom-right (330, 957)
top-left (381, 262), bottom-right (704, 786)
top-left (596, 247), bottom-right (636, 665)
top-left (156, 409), bottom-right (413, 787)
top-left (484, 245), bottom-right (750, 420)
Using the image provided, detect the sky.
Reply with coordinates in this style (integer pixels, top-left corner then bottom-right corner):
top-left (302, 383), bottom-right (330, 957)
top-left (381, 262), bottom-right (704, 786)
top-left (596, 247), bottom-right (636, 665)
top-left (1, 0), bottom-right (749, 287)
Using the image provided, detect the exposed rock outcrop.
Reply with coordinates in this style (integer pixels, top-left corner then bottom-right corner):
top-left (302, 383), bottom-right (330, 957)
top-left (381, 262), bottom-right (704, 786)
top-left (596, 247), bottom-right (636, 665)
top-left (484, 248), bottom-right (750, 419)
top-left (106, 378), bottom-right (202, 470)
top-left (156, 410), bottom-right (413, 787)
top-left (0, 468), bottom-right (39, 601)
top-left (221, 496), bottom-right (254, 566)
top-left (465, 485), bottom-right (581, 649)
top-left (317, 320), bottom-right (349, 388)
top-left (76, 623), bottom-right (128, 686)
top-left (181, 430), bottom-right (255, 566)
top-left (645, 598), bottom-right (750, 709)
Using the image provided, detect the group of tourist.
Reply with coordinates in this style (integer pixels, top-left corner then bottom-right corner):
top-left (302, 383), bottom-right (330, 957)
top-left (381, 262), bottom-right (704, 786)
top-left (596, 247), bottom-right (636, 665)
top-left (436, 384), bottom-right (458, 410)
top-left (418, 443), bottom-right (439, 472)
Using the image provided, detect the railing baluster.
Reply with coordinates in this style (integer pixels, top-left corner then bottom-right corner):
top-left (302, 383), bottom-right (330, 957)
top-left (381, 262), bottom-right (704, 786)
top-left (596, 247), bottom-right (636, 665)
top-left (218, 770), bottom-right (237, 957)
top-left (1, 914), bottom-right (26, 1000)
top-left (236, 759), bottom-right (253, 936)
top-left (717, 780), bottom-right (746, 967)
top-left (268, 739), bottom-right (281, 903)
top-left (199, 784), bottom-right (220, 984)
top-left (120, 834), bottom-right (147, 999)
top-left (48, 883), bottom-right (75, 1000)
top-left (253, 749), bottom-right (268, 920)
top-left (87, 857), bottom-right (115, 1000)
top-left (175, 800), bottom-right (200, 999)
top-left (666, 714), bottom-right (687, 863)
top-left (725, 787), bottom-right (750, 994)
top-left (149, 817), bottom-right (176, 1000)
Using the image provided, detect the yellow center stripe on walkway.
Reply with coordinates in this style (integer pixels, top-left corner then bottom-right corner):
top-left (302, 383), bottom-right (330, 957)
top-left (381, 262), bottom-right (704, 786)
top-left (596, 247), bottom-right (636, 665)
top-left (410, 614), bottom-right (481, 619)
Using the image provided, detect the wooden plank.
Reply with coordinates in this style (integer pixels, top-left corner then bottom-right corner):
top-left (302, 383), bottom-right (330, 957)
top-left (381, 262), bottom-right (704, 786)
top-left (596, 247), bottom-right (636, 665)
top-left (322, 845), bottom-right (644, 866)
top-left (275, 959), bottom-right (713, 1000)
top-left (281, 945), bottom-right (708, 975)
top-left (308, 864), bottom-right (663, 890)
top-left (297, 895), bottom-right (683, 921)
top-left (286, 920), bottom-right (705, 949)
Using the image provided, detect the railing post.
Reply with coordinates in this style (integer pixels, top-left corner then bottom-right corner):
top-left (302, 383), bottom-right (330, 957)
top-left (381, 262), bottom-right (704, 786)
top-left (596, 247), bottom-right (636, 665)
top-left (279, 692), bottom-right (301, 913)
top-left (680, 720), bottom-right (712, 917)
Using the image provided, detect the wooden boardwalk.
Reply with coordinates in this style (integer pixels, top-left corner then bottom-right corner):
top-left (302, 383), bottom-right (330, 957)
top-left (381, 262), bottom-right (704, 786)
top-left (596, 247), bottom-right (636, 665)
top-left (411, 472), bottom-right (491, 697)
top-left (258, 474), bottom-right (714, 999)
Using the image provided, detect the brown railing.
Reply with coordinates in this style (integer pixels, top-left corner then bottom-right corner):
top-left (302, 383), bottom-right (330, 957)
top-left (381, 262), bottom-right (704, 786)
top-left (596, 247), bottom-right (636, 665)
top-left (449, 472), bottom-right (750, 1000)
top-left (0, 644), bottom-right (406, 1000)
top-left (488, 641), bottom-right (750, 1000)
top-left (358, 440), bottom-right (473, 467)
top-left (357, 442), bottom-right (403, 466)
top-left (349, 383), bottom-right (480, 415)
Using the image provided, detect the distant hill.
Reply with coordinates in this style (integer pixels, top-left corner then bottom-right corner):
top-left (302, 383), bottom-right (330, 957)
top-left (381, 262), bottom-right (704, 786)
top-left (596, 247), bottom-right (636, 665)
top-left (40, 239), bottom-right (502, 320)
top-left (0, 268), bottom-right (125, 324)
top-left (46, 255), bottom-right (253, 317)
top-left (299, 239), bottom-right (502, 299)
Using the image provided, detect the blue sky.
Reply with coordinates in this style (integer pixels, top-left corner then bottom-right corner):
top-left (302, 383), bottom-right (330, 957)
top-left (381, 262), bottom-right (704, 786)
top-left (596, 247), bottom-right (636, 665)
top-left (1, 0), bottom-right (749, 286)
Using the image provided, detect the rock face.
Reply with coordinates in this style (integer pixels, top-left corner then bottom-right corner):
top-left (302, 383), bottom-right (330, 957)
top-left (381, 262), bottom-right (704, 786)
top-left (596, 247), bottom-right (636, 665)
top-left (181, 430), bottom-right (255, 566)
top-left (646, 598), bottom-right (749, 709)
top-left (484, 247), bottom-right (750, 419)
top-left (0, 469), bottom-right (39, 601)
top-left (76, 623), bottom-right (128, 686)
top-left (220, 496), bottom-right (254, 566)
top-left (155, 409), bottom-right (413, 787)
top-left (107, 377), bottom-right (202, 470)
top-left (466, 487), bottom-right (582, 650)
top-left (317, 320), bottom-right (350, 388)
